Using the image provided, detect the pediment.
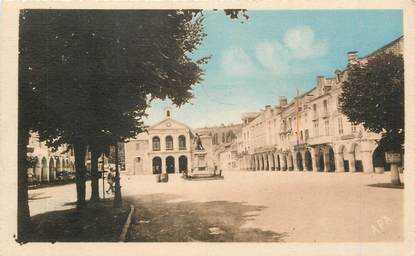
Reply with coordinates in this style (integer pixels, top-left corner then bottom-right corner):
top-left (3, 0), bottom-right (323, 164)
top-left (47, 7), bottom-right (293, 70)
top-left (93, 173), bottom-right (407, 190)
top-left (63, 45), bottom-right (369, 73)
top-left (149, 118), bottom-right (191, 131)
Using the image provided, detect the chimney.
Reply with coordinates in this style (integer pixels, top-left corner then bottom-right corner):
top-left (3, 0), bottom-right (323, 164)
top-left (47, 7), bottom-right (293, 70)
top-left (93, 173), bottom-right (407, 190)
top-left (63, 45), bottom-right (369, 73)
top-left (347, 51), bottom-right (359, 65)
top-left (279, 96), bottom-right (287, 107)
top-left (317, 75), bottom-right (325, 87)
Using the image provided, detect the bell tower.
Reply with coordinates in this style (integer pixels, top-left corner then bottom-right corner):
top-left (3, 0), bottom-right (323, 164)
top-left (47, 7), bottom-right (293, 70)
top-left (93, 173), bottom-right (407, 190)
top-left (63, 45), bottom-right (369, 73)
top-left (164, 107), bottom-right (172, 119)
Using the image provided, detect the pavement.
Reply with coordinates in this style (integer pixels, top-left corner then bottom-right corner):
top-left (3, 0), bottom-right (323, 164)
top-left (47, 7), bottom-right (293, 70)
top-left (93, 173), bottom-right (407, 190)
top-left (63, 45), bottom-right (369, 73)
top-left (28, 170), bottom-right (404, 242)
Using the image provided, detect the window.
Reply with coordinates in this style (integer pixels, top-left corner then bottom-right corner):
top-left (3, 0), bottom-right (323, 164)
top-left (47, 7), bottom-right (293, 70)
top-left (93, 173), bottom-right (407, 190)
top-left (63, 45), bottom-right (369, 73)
top-left (351, 125), bottom-right (357, 133)
top-left (323, 100), bottom-right (328, 113)
top-left (324, 120), bottom-right (330, 135)
top-left (178, 135), bottom-right (186, 150)
top-left (338, 117), bottom-right (344, 135)
top-left (313, 103), bottom-right (317, 113)
top-left (152, 136), bottom-right (160, 151)
top-left (314, 121), bottom-right (319, 136)
top-left (166, 136), bottom-right (173, 150)
top-left (166, 110), bottom-right (170, 117)
top-left (136, 143), bottom-right (140, 151)
top-left (305, 129), bottom-right (309, 140)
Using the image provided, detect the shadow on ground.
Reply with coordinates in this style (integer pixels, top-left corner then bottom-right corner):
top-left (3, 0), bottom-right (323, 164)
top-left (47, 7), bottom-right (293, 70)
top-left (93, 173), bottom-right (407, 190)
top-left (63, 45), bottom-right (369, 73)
top-left (126, 193), bottom-right (288, 242)
top-left (23, 199), bottom-right (130, 242)
top-left (28, 192), bottom-right (52, 201)
top-left (367, 183), bottom-right (404, 189)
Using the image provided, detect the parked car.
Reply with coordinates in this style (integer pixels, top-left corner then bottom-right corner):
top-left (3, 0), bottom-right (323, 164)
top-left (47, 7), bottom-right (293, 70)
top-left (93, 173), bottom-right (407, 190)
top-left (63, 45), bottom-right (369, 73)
top-left (56, 171), bottom-right (76, 182)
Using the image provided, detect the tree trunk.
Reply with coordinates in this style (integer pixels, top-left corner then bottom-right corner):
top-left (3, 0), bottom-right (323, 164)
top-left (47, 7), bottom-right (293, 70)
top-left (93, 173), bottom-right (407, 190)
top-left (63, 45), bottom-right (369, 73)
top-left (17, 128), bottom-right (31, 242)
top-left (90, 146), bottom-right (100, 202)
top-left (113, 143), bottom-right (122, 208)
top-left (73, 142), bottom-right (87, 209)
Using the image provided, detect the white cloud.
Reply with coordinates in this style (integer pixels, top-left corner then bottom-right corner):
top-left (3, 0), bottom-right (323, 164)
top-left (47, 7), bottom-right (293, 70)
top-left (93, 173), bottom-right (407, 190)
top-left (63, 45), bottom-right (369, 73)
top-left (255, 41), bottom-right (291, 76)
top-left (283, 26), bottom-right (327, 59)
top-left (221, 47), bottom-right (256, 77)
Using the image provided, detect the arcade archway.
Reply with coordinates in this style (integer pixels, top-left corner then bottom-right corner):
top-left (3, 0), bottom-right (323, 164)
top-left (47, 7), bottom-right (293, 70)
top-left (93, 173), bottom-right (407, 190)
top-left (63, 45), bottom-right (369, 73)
top-left (152, 157), bottom-right (162, 174)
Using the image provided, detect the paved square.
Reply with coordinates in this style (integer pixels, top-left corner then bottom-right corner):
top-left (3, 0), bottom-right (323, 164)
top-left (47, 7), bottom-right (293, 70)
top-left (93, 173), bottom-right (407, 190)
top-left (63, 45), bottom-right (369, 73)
top-left (29, 171), bottom-right (403, 242)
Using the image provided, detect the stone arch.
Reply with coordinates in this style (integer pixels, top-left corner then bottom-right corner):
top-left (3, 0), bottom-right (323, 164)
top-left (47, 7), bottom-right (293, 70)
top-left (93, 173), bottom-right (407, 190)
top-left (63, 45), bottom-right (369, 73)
top-left (327, 146), bottom-right (336, 172)
top-left (282, 154), bottom-right (288, 171)
top-left (296, 151), bottom-right (304, 171)
top-left (276, 154), bottom-right (281, 170)
top-left (317, 148), bottom-right (325, 172)
top-left (349, 143), bottom-right (363, 172)
top-left (166, 156), bottom-right (175, 173)
top-left (337, 144), bottom-right (348, 172)
top-left (304, 149), bottom-right (312, 171)
top-left (287, 152), bottom-right (294, 171)
top-left (271, 153), bottom-right (275, 170)
top-left (49, 158), bottom-right (55, 181)
top-left (33, 157), bottom-right (41, 180)
top-left (70, 161), bottom-right (75, 172)
top-left (62, 158), bottom-right (66, 171)
top-left (152, 156), bottom-right (162, 174)
top-left (41, 157), bottom-right (48, 182)
top-left (264, 154), bottom-right (269, 170)
top-left (179, 155), bottom-right (188, 173)
top-left (55, 157), bottom-right (61, 174)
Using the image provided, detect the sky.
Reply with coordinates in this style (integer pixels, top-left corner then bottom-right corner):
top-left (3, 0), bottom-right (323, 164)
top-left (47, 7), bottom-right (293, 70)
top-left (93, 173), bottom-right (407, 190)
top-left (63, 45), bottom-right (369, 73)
top-left (145, 10), bottom-right (403, 128)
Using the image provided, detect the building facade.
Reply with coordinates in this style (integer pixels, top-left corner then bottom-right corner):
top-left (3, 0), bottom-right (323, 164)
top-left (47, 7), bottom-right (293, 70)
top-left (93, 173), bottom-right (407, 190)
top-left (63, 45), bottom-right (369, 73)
top-left (124, 107), bottom-right (193, 175)
top-left (238, 36), bottom-right (403, 174)
top-left (27, 132), bottom-right (75, 183)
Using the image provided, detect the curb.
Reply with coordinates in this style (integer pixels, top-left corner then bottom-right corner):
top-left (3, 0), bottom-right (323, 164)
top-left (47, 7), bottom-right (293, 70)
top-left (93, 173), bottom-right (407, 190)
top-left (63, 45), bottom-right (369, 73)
top-left (118, 204), bottom-right (135, 242)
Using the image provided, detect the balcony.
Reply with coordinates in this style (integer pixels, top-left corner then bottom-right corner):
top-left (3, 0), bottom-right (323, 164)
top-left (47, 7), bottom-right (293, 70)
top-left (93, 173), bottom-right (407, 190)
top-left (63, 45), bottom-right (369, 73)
top-left (306, 135), bottom-right (332, 146)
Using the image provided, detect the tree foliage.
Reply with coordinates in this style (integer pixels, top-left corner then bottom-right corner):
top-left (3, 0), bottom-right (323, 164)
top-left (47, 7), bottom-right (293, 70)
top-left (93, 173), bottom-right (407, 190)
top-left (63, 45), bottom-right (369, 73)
top-left (339, 52), bottom-right (404, 151)
top-left (18, 9), bottom-right (249, 212)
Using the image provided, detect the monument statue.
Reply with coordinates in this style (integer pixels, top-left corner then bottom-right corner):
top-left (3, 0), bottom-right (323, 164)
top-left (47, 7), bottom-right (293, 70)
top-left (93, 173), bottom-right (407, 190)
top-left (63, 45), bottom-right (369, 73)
top-left (194, 133), bottom-right (205, 150)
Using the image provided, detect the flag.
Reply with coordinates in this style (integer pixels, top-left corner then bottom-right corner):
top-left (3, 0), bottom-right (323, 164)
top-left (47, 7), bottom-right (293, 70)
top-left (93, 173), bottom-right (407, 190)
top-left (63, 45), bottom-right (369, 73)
top-left (296, 88), bottom-right (301, 145)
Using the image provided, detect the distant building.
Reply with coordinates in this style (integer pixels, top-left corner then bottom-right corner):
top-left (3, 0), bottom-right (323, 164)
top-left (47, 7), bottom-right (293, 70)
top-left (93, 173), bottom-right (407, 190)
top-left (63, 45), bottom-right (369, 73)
top-left (26, 132), bottom-right (75, 182)
top-left (124, 107), bottom-right (193, 175)
top-left (238, 36), bottom-right (403, 174)
top-left (217, 142), bottom-right (239, 172)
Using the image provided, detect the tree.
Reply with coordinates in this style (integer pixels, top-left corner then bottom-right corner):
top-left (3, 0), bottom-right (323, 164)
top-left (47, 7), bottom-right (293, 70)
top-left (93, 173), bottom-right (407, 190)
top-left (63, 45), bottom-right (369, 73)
top-left (18, 9), bottom-right (248, 239)
top-left (339, 52), bottom-right (404, 183)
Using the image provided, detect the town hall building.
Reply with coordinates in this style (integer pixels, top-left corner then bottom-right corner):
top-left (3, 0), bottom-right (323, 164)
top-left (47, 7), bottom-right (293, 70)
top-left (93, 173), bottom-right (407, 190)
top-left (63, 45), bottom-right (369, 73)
top-left (124, 107), bottom-right (193, 175)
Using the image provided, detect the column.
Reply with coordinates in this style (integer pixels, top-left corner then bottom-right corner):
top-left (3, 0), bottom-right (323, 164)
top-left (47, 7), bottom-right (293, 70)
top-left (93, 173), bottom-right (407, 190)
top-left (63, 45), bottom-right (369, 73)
top-left (162, 156), bottom-right (167, 174)
top-left (269, 153), bottom-right (275, 170)
top-left (335, 153), bottom-right (345, 172)
top-left (287, 154), bottom-right (293, 171)
top-left (275, 153), bottom-right (280, 171)
top-left (348, 153), bottom-right (356, 173)
top-left (264, 153), bottom-right (269, 171)
top-left (175, 156), bottom-right (179, 173)
top-left (293, 152), bottom-right (299, 171)
top-left (324, 152), bottom-right (330, 172)
top-left (311, 151), bottom-right (319, 172)
top-left (281, 154), bottom-right (287, 171)
top-left (361, 151), bottom-right (374, 173)
top-left (301, 151), bottom-right (306, 171)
